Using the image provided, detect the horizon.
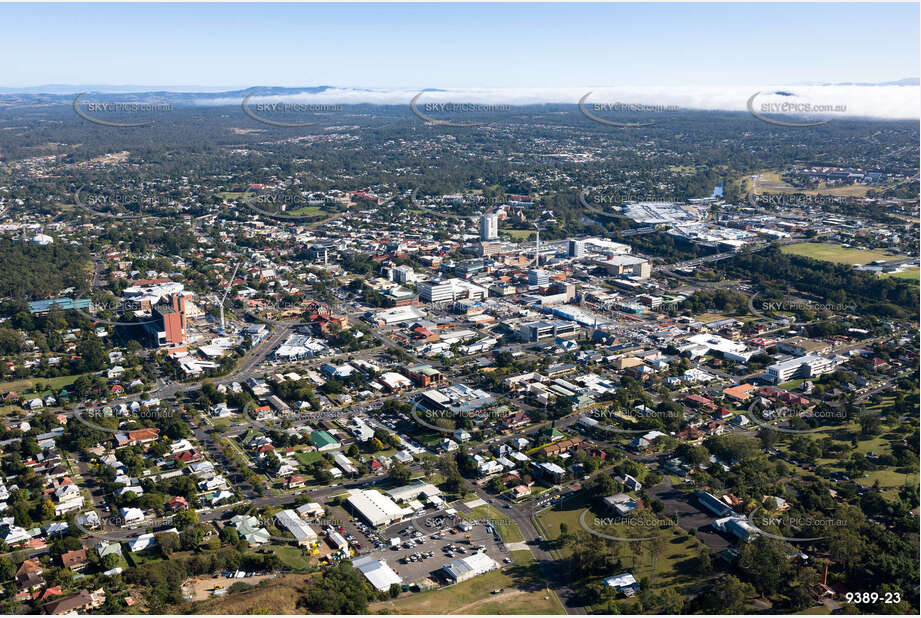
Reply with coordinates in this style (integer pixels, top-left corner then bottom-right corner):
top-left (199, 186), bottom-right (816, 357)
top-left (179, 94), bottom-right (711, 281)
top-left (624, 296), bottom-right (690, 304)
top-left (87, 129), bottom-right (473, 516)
top-left (1, 3), bottom-right (918, 89)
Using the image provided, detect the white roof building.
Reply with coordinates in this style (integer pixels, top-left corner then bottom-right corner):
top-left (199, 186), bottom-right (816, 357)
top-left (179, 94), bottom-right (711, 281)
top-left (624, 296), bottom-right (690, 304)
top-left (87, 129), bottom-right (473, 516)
top-left (275, 509), bottom-right (318, 546)
top-left (440, 552), bottom-right (498, 583)
top-left (352, 556), bottom-right (403, 592)
top-left (345, 489), bottom-right (412, 527)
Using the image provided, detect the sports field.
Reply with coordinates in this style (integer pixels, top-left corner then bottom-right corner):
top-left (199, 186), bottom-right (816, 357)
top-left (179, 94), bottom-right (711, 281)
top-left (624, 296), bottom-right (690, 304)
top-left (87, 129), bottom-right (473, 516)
top-left (781, 243), bottom-right (897, 265)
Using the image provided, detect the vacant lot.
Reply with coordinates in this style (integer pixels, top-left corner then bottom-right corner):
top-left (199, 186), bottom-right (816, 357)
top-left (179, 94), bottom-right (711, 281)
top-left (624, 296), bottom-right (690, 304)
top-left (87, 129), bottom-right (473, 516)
top-left (781, 243), bottom-right (897, 265)
top-left (181, 573), bottom-right (315, 614)
top-left (182, 573), bottom-right (279, 602)
top-left (0, 372), bottom-right (86, 396)
top-left (370, 550), bottom-right (564, 614)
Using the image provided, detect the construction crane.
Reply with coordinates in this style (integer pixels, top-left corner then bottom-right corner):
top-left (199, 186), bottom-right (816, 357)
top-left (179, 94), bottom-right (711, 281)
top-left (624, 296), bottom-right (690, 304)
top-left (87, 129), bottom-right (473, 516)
top-left (219, 260), bottom-right (243, 331)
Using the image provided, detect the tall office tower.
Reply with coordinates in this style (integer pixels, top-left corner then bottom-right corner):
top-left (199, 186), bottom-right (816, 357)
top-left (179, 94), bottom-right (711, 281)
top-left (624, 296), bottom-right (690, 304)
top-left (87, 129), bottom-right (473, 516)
top-left (480, 213), bottom-right (498, 241)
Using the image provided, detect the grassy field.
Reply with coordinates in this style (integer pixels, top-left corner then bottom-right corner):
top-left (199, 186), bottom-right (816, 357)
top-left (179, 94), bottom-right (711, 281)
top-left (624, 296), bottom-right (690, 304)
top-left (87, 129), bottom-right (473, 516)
top-left (216, 191), bottom-right (252, 200)
top-left (775, 412), bottom-right (918, 494)
top-left (534, 491), bottom-right (707, 600)
top-left (884, 267), bottom-right (920, 281)
top-left (780, 243), bottom-right (897, 265)
top-left (0, 373), bottom-right (87, 396)
top-left (501, 229), bottom-right (534, 240)
top-left (264, 544), bottom-right (311, 570)
top-left (749, 171), bottom-right (894, 198)
top-left (467, 504), bottom-right (525, 543)
top-left (287, 206), bottom-right (328, 216)
top-left (370, 550), bottom-right (564, 614)
top-left (294, 451), bottom-right (324, 467)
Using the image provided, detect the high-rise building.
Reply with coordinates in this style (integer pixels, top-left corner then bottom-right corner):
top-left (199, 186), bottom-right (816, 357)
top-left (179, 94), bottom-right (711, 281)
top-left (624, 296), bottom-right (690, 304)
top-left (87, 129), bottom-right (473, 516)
top-left (480, 213), bottom-right (498, 241)
top-left (527, 269), bottom-right (550, 287)
top-left (568, 239), bottom-right (585, 258)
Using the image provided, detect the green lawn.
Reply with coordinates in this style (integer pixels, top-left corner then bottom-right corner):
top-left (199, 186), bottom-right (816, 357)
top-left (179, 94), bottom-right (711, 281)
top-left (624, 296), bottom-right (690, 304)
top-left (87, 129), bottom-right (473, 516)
top-left (780, 243), bottom-right (898, 265)
top-left (0, 373), bottom-right (88, 395)
top-left (288, 206), bottom-right (328, 216)
top-left (467, 505), bottom-right (525, 543)
top-left (370, 550), bottom-right (564, 614)
top-left (884, 267), bottom-right (920, 281)
top-left (263, 544), bottom-right (311, 570)
top-left (216, 191), bottom-right (252, 200)
top-left (294, 451), bottom-right (324, 467)
top-left (501, 229), bottom-right (534, 240)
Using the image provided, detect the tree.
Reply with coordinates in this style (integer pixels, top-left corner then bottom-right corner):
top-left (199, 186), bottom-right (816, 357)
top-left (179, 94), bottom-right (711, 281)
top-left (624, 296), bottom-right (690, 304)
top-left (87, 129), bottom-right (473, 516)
top-left (389, 463), bottom-right (411, 483)
top-left (173, 508), bottom-right (199, 529)
top-left (738, 536), bottom-right (790, 595)
top-left (101, 553), bottom-right (121, 571)
top-left (156, 532), bottom-right (180, 556)
top-left (695, 575), bottom-right (755, 614)
top-left (0, 557), bottom-right (14, 582)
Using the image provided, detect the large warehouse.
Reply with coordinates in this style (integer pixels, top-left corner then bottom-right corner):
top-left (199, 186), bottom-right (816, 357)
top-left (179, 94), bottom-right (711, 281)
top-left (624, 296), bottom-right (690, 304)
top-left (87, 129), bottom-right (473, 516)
top-left (345, 489), bottom-right (413, 527)
top-left (440, 552), bottom-right (499, 583)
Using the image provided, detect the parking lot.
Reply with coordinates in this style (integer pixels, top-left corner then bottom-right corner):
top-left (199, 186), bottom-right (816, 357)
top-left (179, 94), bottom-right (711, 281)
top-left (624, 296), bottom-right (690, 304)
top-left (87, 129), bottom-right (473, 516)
top-left (340, 508), bottom-right (514, 584)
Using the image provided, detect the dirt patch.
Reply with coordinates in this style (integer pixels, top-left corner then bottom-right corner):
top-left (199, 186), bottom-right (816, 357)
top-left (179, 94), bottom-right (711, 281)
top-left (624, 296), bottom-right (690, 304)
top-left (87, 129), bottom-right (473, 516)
top-left (450, 588), bottom-right (528, 614)
top-left (181, 573), bottom-right (277, 602)
top-left (179, 574), bottom-right (315, 614)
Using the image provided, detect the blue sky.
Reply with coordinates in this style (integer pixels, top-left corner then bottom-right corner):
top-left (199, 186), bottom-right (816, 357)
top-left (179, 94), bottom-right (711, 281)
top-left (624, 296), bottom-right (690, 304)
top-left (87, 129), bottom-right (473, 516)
top-left (1, 2), bottom-right (918, 89)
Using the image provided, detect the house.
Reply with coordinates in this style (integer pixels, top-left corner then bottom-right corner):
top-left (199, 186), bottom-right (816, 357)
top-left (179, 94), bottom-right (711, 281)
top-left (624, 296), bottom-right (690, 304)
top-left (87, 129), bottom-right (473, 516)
top-left (604, 573), bottom-right (639, 597)
top-left (120, 506), bottom-right (145, 525)
top-left (285, 474), bottom-right (306, 489)
top-left (15, 558), bottom-right (45, 590)
top-left (128, 533), bottom-right (156, 553)
top-left (114, 427), bottom-right (160, 447)
top-left (42, 588), bottom-right (106, 615)
top-left (229, 514), bottom-right (271, 546)
top-left (76, 511), bottom-right (101, 530)
top-left (60, 547), bottom-right (88, 571)
top-left (509, 484), bottom-right (532, 500)
top-left (174, 449), bottom-right (203, 464)
top-left (167, 496), bottom-right (190, 511)
top-left (602, 493), bottom-right (639, 516)
top-left (722, 383), bottom-right (755, 403)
